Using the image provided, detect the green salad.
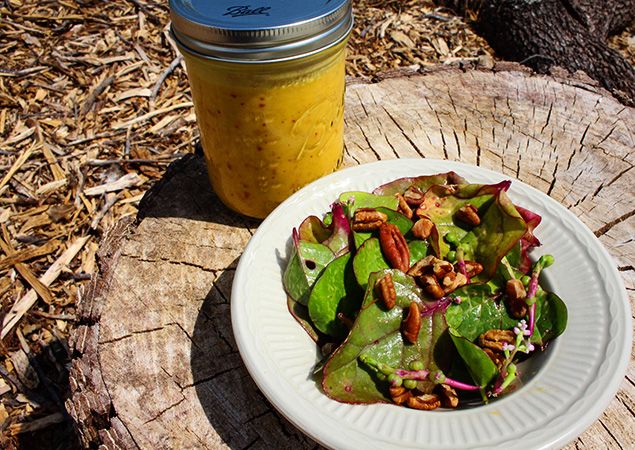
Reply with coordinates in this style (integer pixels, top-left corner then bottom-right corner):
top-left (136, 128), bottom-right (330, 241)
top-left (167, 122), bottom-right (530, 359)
top-left (283, 172), bottom-right (567, 410)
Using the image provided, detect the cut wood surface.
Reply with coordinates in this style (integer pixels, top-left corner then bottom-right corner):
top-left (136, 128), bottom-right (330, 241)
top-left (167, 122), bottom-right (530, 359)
top-left (67, 65), bottom-right (635, 449)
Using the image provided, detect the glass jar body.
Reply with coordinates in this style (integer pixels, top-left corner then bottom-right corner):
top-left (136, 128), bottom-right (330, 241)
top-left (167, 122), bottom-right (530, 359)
top-left (182, 42), bottom-right (347, 218)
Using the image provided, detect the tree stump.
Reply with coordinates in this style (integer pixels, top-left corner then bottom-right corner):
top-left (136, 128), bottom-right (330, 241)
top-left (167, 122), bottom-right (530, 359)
top-left (67, 65), bottom-right (635, 449)
top-left (437, 0), bottom-right (635, 105)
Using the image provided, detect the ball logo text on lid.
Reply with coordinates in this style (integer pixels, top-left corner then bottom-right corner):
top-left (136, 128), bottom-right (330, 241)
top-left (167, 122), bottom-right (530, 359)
top-left (223, 5), bottom-right (272, 18)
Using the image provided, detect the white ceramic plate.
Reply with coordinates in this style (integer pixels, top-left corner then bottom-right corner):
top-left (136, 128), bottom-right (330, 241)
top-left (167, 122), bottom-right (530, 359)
top-left (231, 159), bottom-right (631, 450)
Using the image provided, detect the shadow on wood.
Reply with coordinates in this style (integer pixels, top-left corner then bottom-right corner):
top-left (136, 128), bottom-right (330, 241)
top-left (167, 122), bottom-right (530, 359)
top-left (137, 153), bottom-right (260, 230)
top-left (190, 266), bottom-right (319, 448)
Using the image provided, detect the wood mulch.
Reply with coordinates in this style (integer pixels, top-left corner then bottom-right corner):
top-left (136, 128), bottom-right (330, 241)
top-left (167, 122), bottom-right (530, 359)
top-left (0, 0), bottom-right (632, 448)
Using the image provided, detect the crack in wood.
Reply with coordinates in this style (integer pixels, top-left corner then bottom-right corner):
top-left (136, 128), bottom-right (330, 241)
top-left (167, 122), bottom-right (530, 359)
top-left (116, 418), bottom-right (141, 450)
top-left (142, 396), bottom-right (186, 425)
top-left (354, 89), bottom-right (369, 118)
top-left (514, 144), bottom-right (522, 178)
top-left (594, 123), bottom-right (619, 148)
top-left (439, 130), bottom-right (449, 160)
top-left (594, 209), bottom-right (635, 237)
top-left (200, 307), bottom-right (236, 352)
top-left (184, 425), bottom-right (209, 448)
top-left (244, 408), bottom-right (275, 426)
top-left (541, 102), bottom-right (553, 134)
top-left (546, 158), bottom-right (560, 196)
top-left (505, 97), bottom-right (516, 127)
top-left (383, 132), bottom-right (401, 159)
top-left (173, 320), bottom-right (205, 353)
top-left (598, 417), bottom-right (624, 449)
top-left (356, 123), bottom-right (381, 161)
top-left (179, 364), bottom-right (243, 392)
top-left (99, 325), bottom-right (170, 345)
top-left (475, 136), bottom-right (481, 166)
top-left (446, 87), bottom-right (459, 116)
top-left (381, 105), bottom-right (425, 158)
top-left (572, 193), bottom-right (588, 209)
top-left (122, 253), bottom-right (217, 273)
top-left (346, 145), bottom-right (361, 165)
top-left (593, 165), bottom-right (633, 197)
top-left (617, 392), bottom-right (635, 417)
top-left (243, 436), bottom-right (262, 450)
top-left (452, 129), bottom-right (462, 159)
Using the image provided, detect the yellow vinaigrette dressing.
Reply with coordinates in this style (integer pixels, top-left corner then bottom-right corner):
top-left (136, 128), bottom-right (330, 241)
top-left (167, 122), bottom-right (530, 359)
top-left (170, 0), bottom-right (353, 218)
top-left (185, 43), bottom-right (346, 218)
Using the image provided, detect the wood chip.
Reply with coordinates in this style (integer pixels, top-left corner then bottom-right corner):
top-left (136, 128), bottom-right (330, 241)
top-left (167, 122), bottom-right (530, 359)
top-left (390, 30), bottom-right (415, 47)
top-left (0, 404), bottom-right (8, 426)
top-left (1, 126), bottom-right (34, 146)
top-left (0, 142), bottom-right (37, 191)
top-left (0, 208), bottom-right (10, 224)
top-left (90, 192), bottom-right (120, 229)
top-left (114, 87), bottom-right (152, 102)
top-left (434, 37), bottom-right (450, 56)
top-left (0, 379), bottom-right (11, 396)
top-left (9, 350), bottom-right (38, 390)
top-left (8, 412), bottom-right (65, 435)
top-left (84, 173), bottom-right (143, 196)
top-left (150, 55), bottom-right (183, 101)
top-left (1, 236), bottom-right (89, 339)
top-left (0, 238), bottom-right (59, 271)
top-left (111, 102), bottom-right (193, 129)
top-left (35, 178), bottom-right (67, 195)
top-left (18, 213), bottom-right (52, 234)
top-left (0, 229), bottom-right (56, 305)
top-left (119, 193), bottom-right (145, 204)
top-left (81, 73), bottom-right (115, 114)
top-left (40, 145), bottom-right (65, 181)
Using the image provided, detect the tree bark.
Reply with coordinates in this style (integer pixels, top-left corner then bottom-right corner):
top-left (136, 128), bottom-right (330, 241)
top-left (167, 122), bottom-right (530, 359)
top-left (438, 0), bottom-right (635, 105)
top-left (66, 65), bottom-right (635, 449)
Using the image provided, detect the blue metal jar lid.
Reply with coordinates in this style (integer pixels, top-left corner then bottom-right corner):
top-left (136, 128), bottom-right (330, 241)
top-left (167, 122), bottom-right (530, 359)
top-left (169, 0), bottom-right (353, 62)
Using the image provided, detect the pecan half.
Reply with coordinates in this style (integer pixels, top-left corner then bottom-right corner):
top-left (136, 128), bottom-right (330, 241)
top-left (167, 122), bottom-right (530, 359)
top-left (464, 261), bottom-right (484, 278)
top-left (506, 279), bottom-right (527, 301)
top-left (379, 223), bottom-right (410, 272)
top-left (376, 273), bottom-right (396, 309)
top-left (352, 208), bottom-right (388, 232)
top-left (396, 194), bottom-right (413, 219)
top-left (402, 301), bottom-right (422, 344)
top-left (483, 347), bottom-right (505, 369)
top-left (436, 384), bottom-right (459, 408)
top-left (479, 329), bottom-right (515, 352)
top-left (432, 259), bottom-right (454, 278)
top-left (442, 271), bottom-right (468, 294)
top-left (389, 386), bottom-right (413, 405)
top-left (505, 279), bottom-right (528, 318)
top-left (455, 204), bottom-right (481, 226)
top-left (403, 186), bottom-right (425, 206)
top-left (418, 274), bottom-right (445, 299)
top-left (411, 217), bottom-right (434, 240)
top-left (407, 394), bottom-right (441, 410)
top-left (407, 255), bottom-right (436, 277)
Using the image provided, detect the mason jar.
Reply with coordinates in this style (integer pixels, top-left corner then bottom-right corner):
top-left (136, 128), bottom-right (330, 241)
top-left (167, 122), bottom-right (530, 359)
top-left (169, 1), bottom-right (353, 218)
